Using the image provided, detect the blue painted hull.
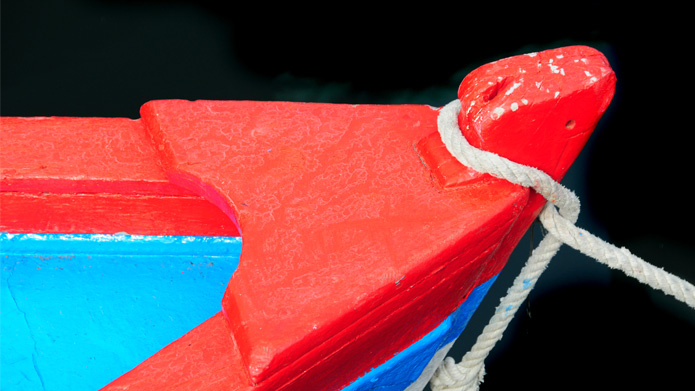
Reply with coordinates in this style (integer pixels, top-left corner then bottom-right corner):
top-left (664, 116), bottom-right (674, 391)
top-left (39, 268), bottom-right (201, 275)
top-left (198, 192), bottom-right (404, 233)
top-left (1, 233), bottom-right (496, 391)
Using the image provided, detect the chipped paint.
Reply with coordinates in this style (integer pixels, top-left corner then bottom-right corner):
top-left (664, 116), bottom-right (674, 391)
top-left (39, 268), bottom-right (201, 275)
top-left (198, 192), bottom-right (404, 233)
top-left (505, 82), bottom-right (522, 96)
top-left (492, 107), bottom-right (505, 119)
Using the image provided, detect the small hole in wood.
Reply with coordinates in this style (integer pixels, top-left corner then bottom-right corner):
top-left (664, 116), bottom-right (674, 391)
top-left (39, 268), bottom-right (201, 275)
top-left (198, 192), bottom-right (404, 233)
top-left (565, 120), bottom-right (576, 129)
top-left (483, 77), bottom-right (510, 102)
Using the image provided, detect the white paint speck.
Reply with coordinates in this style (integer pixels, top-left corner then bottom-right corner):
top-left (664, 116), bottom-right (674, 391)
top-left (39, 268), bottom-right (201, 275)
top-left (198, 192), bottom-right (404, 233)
top-left (527, 52), bottom-right (538, 57)
top-left (554, 91), bottom-right (560, 98)
top-left (556, 54), bottom-right (564, 59)
top-left (560, 68), bottom-right (565, 76)
top-left (521, 99), bottom-right (529, 105)
top-left (492, 107), bottom-right (505, 119)
top-left (505, 81), bottom-right (522, 95)
top-left (584, 70), bottom-right (598, 83)
top-left (511, 102), bottom-right (519, 111)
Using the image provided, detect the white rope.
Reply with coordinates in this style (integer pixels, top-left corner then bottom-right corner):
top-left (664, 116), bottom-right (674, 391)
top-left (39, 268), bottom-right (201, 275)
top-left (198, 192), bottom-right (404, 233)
top-left (429, 100), bottom-right (695, 391)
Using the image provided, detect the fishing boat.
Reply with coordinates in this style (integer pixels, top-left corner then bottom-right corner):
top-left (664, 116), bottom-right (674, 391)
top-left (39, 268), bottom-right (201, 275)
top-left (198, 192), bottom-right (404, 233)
top-left (1, 45), bottom-right (616, 391)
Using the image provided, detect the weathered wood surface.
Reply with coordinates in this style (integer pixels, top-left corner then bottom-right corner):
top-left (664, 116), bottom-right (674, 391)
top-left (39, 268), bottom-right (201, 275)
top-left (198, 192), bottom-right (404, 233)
top-left (1, 46), bottom-right (615, 391)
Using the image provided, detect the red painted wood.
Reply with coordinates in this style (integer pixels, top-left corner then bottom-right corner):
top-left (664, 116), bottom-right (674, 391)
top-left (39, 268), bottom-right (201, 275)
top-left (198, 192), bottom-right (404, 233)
top-left (417, 45), bottom-right (616, 284)
top-left (1, 46), bottom-right (615, 391)
top-left (0, 116), bottom-right (240, 236)
top-left (1, 117), bottom-right (184, 195)
top-left (458, 46), bottom-right (615, 180)
top-left (0, 192), bottom-right (238, 236)
top-left (138, 100), bottom-right (526, 390)
top-left (102, 313), bottom-right (254, 391)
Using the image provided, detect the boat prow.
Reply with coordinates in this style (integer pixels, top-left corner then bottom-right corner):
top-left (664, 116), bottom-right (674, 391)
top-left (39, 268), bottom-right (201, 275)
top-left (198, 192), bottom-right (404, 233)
top-left (0, 45), bottom-right (615, 391)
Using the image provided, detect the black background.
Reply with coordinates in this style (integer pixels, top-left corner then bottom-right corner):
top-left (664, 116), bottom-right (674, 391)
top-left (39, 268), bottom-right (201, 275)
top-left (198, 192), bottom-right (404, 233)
top-left (3, 2), bottom-right (694, 390)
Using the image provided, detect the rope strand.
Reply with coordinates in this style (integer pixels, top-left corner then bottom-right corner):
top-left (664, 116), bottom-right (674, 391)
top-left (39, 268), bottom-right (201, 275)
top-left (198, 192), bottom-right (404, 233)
top-left (429, 100), bottom-right (695, 391)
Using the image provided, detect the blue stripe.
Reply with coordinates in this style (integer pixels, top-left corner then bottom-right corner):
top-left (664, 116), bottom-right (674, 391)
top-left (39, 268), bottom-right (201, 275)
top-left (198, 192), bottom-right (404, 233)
top-left (340, 275), bottom-right (497, 391)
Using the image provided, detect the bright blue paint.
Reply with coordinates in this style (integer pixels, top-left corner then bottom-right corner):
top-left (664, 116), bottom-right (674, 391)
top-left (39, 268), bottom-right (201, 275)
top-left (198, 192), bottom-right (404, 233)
top-left (1, 233), bottom-right (241, 391)
top-left (341, 275), bottom-right (498, 391)
top-left (1, 232), bottom-right (498, 391)
top-left (523, 278), bottom-right (532, 289)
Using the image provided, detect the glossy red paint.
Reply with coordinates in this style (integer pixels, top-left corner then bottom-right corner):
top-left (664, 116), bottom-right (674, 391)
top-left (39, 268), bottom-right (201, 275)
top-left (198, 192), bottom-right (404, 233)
top-left (0, 46), bottom-right (615, 391)
top-left (137, 99), bottom-right (529, 391)
top-left (0, 116), bottom-right (239, 236)
top-left (0, 192), bottom-right (238, 236)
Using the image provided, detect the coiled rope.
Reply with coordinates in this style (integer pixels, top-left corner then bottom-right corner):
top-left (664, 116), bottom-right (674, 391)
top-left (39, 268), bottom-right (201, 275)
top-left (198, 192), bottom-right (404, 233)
top-left (429, 100), bottom-right (695, 391)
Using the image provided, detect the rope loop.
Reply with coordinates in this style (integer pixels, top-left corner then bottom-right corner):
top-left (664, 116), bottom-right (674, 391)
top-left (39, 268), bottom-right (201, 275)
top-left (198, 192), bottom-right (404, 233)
top-left (436, 100), bottom-right (580, 223)
top-left (429, 100), bottom-right (695, 391)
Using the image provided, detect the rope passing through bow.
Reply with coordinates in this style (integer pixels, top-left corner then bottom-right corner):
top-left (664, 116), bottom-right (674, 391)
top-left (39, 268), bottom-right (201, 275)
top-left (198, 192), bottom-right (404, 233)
top-left (429, 100), bottom-right (695, 391)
